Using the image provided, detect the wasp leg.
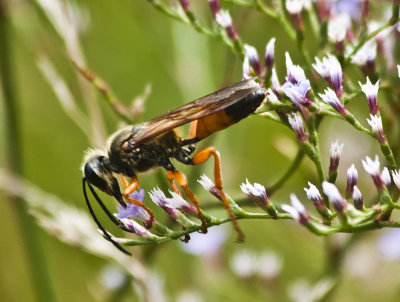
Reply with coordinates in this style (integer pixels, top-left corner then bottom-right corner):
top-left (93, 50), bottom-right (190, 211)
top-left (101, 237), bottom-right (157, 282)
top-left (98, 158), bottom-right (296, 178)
top-left (166, 170), bottom-right (208, 234)
top-left (192, 147), bottom-right (244, 242)
top-left (120, 176), bottom-right (155, 228)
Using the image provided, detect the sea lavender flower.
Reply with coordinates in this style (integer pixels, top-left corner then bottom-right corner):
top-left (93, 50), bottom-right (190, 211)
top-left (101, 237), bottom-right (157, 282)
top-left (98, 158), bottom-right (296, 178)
top-left (392, 170), bottom-right (400, 192)
top-left (304, 182), bottom-right (329, 216)
top-left (329, 140), bottom-right (344, 178)
top-left (208, 0), bottom-right (221, 18)
top-left (149, 187), bottom-right (197, 219)
top-left (115, 189), bottom-right (152, 224)
top-left (359, 77), bottom-right (380, 115)
top-left (352, 185), bottom-right (364, 210)
top-left (119, 218), bottom-right (157, 238)
top-left (334, 0), bottom-right (361, 21)
top-left (328, 13), bottom-right (351, 44)
top-left (288, 112), bottom-right (308, 142)
top-left (367, 114), bottom-right (387, 144)
top-left (351, 40), bottom-right (377, 73)
top-left (244, 44), bottom-right (262, 76)
top-left (198, 174), bottom-right (222, 200)
top-left (319, 88), bottom-right (348, 116)
top-left (215, 10), bottom-right (238, 40)
top-left (242, 57), bottom-right (251, 79)
top-left (265, 38), bottom-right (276, 70)
top-left (240, 179), bottom-right (275, 214)
top-left (346, 164), bottom-right (358, 197)
top-left (398, 65), bottom-right (400, 77)
top-left (381, 167), bottom-right (391, 187)
top-left (322, 181), bottom-right (347, 213)
top-left (271, 68), bottom-right (282, 95)
top-left (282, 81), bottom-right (312, 108)
top-left (285, 0), bottom-right (304, 30)
top-left (178, 0), bottom-right (191, 12)
top-left (313, 55), bottom-right (343, 97)
top-left (281, 194), bottom-right (309, 224)
top-left (362, 155), bottom-right (384, 189)
top-left (285, 52), bottom-right (307, 84)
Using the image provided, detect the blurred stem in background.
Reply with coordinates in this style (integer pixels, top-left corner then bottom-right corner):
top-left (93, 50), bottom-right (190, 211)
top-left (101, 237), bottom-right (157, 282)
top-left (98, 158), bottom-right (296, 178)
top-left (0, 0), bottom-right (56, 301)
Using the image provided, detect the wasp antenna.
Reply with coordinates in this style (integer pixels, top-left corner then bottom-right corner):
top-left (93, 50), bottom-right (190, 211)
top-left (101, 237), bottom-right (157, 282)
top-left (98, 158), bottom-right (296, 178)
top-left (85, 179), bottom-right (134, 233)
top-left (82, 177), bottom-right (132, 256)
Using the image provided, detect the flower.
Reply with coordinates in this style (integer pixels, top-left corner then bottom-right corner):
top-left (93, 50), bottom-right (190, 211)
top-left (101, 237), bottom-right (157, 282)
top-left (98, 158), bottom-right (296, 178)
top-left (313, 55), bottom-right (343, 97)
top-left (119, 218), bottom-right (157, 238)
top-left (208, 0), bottom-right (221, 18)
top-left (281, 194), bottom-right (309, 224)
top-left (319, 88), bottom-right (348, 116)
top-left (359, 77), bottom-right (380, 115)
top-left (352, 185), bottom-right (363, 210)
top-left (265, 37), bottom-right (276, 69)
top-left (304, 182), bottom-right (327, 214)
top-left (362, 155), bottom-right (384, 188)
top-left (271, 68), bottom-right (282, 94)
top-left (115, 189), bottom-right (152, 224)
top-left (242, 57), bottom-right (251, 79)
top-left (215, 10), bottom-right (238, 40)
top-left (328, 13), bottom-right (351, 43)
top-left (285, 52), bottom-right (307, 84)
top-left (351, 40), bottom-right (377, 67)
top-left (244, 44), bottom-right (262, 75)
top-left (282, 80), bottom-right (312, 107)
top-left (178, 0), bottom-right (191, 12)
top-left (392, 170), bottom-right (400, 192)
top-left (346, 164), bottom-right (358, 196)
top-left (329, 139), bottom-right (344, 175)
top-left (381, 167), bottom-right (391, 187)
top-left (149, 187), bottom-right (197, 218)
top-left (240, 179), bottom-right (270, 210)
top-left (367, 114), bottom-right (386, 143)
top-left (285, 0), bottom-right (304, 15)
top-left (322, 181), bottom-right (346, 212)
top-left (288, 112), bottom-right (308, 142)
top-left (198, 174), bottom-right (222, 200)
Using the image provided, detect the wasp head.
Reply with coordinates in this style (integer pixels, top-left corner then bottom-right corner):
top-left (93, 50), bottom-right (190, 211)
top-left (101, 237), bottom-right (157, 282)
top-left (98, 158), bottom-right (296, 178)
top-left (82, 149), bottom-right (124, 206)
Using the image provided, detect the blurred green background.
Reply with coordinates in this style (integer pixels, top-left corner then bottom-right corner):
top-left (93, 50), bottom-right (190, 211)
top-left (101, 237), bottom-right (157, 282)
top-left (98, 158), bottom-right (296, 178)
top-left (1, 0), bottom-right (400, 301)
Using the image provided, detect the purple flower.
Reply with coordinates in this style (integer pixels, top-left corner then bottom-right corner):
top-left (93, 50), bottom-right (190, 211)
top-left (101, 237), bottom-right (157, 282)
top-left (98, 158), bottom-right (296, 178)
top-left (288, 112), bottom-right (308, 142)
top-left (346, 164), bottom-right (358, 197)
top-left (244, 44), bottom-right (262, 76)
top-left (115, 189), bottom-right (152, 224)
top-left (285, 52), bottom-right (307, 84)
top-left (215, 10), bottom-right (238, 40)
top-left (281, 194), bottom-right (309, 224)
top-left (322, 181), bottom-right (347, 213)
top-left (352, 185), bottom-right (364, 210)
top-left (179, 0), bottom-right (191, 12)
top-left (282, 80), bottom-right (312, 107)
top-left (367, 114), bottom-right (387, 144)
top-left (381, 167), bottom-right (391, 187)
top-left (392, 170), bottom-right (400, 192)
top-left (304, 182), bottom-right (328, 213)
top-left (329, 139), bottom-right (344, 175)
top-left (240, 179), bottom-right (270, 210)
top-left (313, 55), bottom-right (343, 97)
top-left (319, 88), bottom-right (348, 116)
top-left (264, 38), bottom-right (276, 70)
top-left (208, 0), bottom-right (221, 18)
top-left (119, 218), bottom-right (157, 238)
top-left (359, 77), bottom-right (380, 115)
top-left (362, 155), bottom-right (384, 189)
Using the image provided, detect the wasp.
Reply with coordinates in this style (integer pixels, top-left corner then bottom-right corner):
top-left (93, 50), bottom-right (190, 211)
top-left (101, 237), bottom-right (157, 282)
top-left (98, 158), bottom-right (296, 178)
top-left (82, 79), bottom-right (266, 255)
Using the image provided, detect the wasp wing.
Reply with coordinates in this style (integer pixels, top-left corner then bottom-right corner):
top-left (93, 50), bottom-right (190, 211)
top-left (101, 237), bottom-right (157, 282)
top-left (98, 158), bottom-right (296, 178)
top-left (131, 79), bottom-right (262, 146)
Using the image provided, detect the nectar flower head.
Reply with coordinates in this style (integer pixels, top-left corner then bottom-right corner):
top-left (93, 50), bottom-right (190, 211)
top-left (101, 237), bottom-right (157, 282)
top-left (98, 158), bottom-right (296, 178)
top-left (215, 10), bottom-right (238, 40)
top-left (240, 179), bottom-right (270, 210)
top-left (208, 0), bottom-right (221, 18)
top-left (328, 13), bottom-right (351, 43)
top-left (282, 81), bottom-right (312, 108)
top-left (198, 174), bottom-right (221, 200)
top-left (319, 88), bottom-right (348, 116)
top-left (271, 68), bottom-right (282, 94)
top-left (288, 112), bottom-right (308, 142)
top-left (359, 77), bottom-right (380, 115)
top-left (285, 0), bottom-right (304, 15)
top-left (119, 218), bottom-right (156, 238)
top-left (242, 57), bottom-right (251, 79)
top-left (244, 44), bottom-right (262, 76)
top-left (329, 139), bottom-right (344, 171)
top-left (351, 40), bottom-right (377, 67)
top-left (346, 164), bottom-right (358, 196)
top-left (281, 194), bottom-right (309, 224)
top-left (285, 52), bottom-right (307, 84)
top-left (313, 55), bottom-right (343, 97)
top-left (381, 167), bottom-right (391, 187)
top-left (265, 38), bottom-right (276, 69)
top-left (392, 170), bottom-right (400, 192)
top-left (322, 181), bottom-right (347, 212)
top-left (352, 185), bottom-right (364, 210)
top-left (115, 189), bottom-right (152, 223)
top-left (367, 114), bottom-right (386, 143)
top-left (362, 155), bottom-right (384, 188)
top-left (304, 182), bottom-right (327, 211)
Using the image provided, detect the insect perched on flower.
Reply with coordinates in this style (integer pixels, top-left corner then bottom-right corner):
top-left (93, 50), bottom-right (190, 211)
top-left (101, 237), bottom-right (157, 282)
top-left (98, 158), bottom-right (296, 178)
top-left (82, 79), bottom-right (266, 255)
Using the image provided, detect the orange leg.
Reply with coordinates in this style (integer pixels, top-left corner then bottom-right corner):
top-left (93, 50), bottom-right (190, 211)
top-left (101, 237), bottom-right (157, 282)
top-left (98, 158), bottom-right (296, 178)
top-left (167, 170), bottom-right (208, 233)
top-left (121, 175), bottom-right (154, 228)
top-left (192, 147), bottom-right (244, 242)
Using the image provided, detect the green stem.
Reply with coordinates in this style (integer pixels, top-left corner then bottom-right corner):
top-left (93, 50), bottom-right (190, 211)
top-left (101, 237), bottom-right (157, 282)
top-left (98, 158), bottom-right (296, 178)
top-left (0, 2), bottom-right (56, 301)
